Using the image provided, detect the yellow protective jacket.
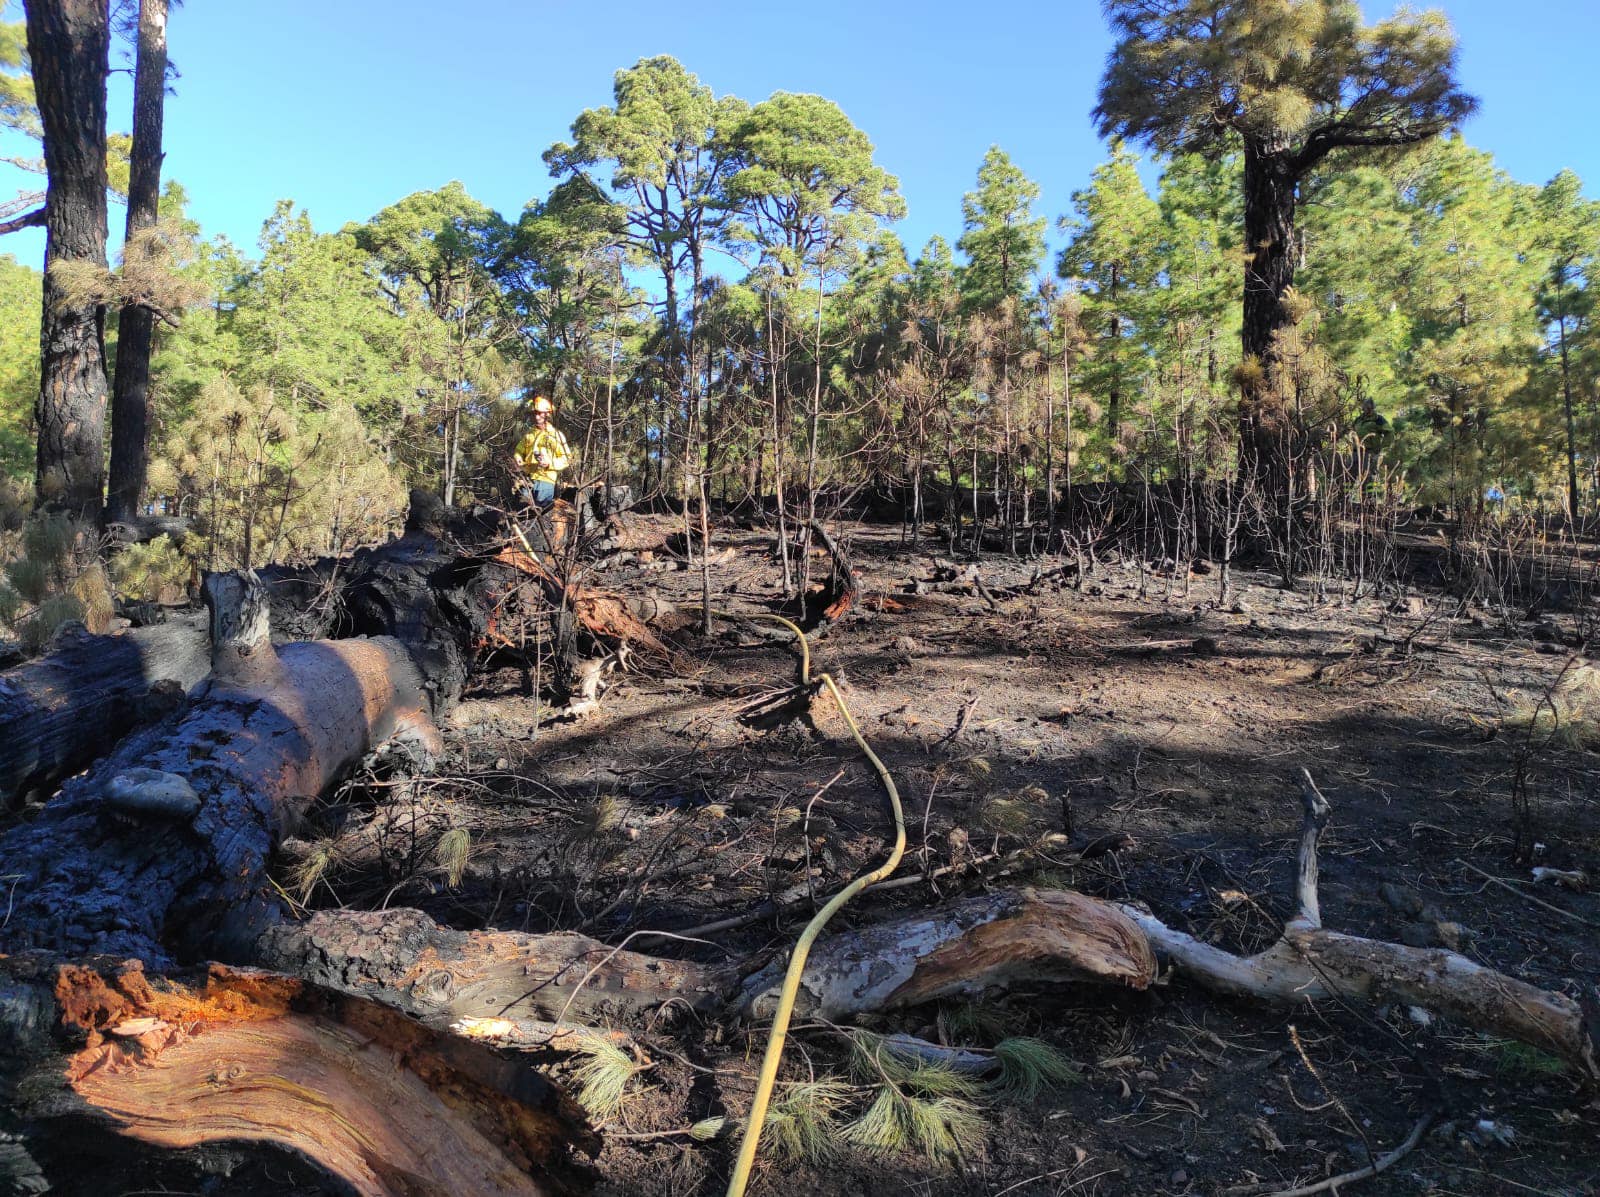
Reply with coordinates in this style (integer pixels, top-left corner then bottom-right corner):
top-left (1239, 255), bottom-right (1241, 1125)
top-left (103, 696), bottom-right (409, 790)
top-left (514, 425), bottom-right (572, 485)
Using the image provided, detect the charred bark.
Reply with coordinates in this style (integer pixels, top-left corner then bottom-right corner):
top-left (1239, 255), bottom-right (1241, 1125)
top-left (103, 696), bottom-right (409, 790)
top-left (1238, 137), bottom-right (1298, 492)
top-left (256, 891), bottom-right (1156, 1036)
top-left (0, 569), bottom-right (443, 965)
top-left (25, 0), bottom-right (110, 519)
top-left (806, 518), bottom-right (859, 636)
top-left (0, 493), bottom-right (686, 962)
top-left (0, 614), bottom-right (208, 809)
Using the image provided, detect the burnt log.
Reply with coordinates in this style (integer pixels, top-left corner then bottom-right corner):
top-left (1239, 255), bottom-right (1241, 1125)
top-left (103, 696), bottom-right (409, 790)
top-left (739, 888), bottom-right (1155, 1019)
top-left (0, 494), bottom-right (574, 809)
top-left (0, 570), bottom-right (443, 965)
top-left (0, 615), bottom-right (208, 809)
top-left (0, 954), bottom-right (595, 1196)
top-left (256, 891), bottom-right (1156, 1036)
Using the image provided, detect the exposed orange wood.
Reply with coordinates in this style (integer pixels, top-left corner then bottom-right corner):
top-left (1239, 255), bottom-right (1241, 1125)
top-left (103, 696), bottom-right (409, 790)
top-left (52, 960), bottom-right (594, 1197)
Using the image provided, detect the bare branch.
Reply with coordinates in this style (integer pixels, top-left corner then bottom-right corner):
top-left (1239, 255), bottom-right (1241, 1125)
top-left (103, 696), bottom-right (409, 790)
top-left (0, 205), bottom-right (46, 236)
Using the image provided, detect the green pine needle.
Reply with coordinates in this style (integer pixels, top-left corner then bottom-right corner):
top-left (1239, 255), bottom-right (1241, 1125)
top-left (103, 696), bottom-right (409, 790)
top-left (846, 1030), bottom-right (980, 1099)
top-left (763, 1079), bottom-right (851, 1164)
top-left (845, 1085), bottom-right (986, 1162)
top-left (571, 1035), bottom-right (644, 1121)
top-left (689, 1115), bottom-right (727, 1141)
top-left (991, 1037), bottom-right (1080, 1102)
top-left (435, 826), bottom-right (471, 888)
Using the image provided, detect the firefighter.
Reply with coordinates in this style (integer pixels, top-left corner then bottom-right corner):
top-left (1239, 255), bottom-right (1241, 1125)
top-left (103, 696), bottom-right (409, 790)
top-left (513, 395), bottom-right (571, 507)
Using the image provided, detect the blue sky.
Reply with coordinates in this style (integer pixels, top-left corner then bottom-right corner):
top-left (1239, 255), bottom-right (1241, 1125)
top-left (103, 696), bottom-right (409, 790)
top-left (3, 0), bottom-right (1598, 272)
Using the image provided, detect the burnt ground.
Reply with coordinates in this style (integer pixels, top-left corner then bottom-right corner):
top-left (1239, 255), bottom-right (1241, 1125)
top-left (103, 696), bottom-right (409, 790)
top-left (296, 517), bottom-right (1600, 1197)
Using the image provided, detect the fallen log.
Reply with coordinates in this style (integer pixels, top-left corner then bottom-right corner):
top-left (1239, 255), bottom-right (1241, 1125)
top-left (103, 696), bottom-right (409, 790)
top-left (271, 799), bottom-right (1598, 1084)
top-left (739, 888), bottom-right (1155, 1019)
top-left (0, 570), bottom-right (443, 964)
top-left (0, 954), bottom-right (596, 1197)
top-left (258, 907), bottom-right (731, 1030)
top-left (0, 492), bottom-right (666, 810)
top-left (0, 615), bottom-right (208, 809)
top-left (256, 889), bottom-right (1155, 1035)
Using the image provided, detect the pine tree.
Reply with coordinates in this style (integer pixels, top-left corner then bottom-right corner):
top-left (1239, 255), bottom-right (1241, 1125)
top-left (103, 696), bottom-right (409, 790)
top-left (22, 0), bottom-right (110, 517)
top-left (956, 146), bottom-right (1045, 314)
top-left (1095, 0), bottom-right (1476, 487)
top-left (106, 0), bottom-right (168, 524)
top-left (1058, 146), bottom-right (1162, 472)
top-left (352, 183), bottom-right (513, 505)
top-left (1533, 170), bottom-right (1599, 516)
top-left (0, 252), bottom-right (40, 477)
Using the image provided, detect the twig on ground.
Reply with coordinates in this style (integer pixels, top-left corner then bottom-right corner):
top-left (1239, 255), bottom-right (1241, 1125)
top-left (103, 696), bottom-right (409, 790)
top-left (1454, 858), bottom-right (1598, 929)
top-left (1260, 1109), bottom-right (1434, 1197)
top-left (937, 694), bottom-right (979, 748)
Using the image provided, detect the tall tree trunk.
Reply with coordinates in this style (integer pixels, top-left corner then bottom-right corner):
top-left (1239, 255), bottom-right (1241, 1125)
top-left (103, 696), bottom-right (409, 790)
top-left (106, 0), bottom-right (167, 525)
top-left (1239, 138), bottom-right (1298, 493)
top-left (1558, 313), bottom-right (1579, 521)
top-left (26, 0), bottom-right (110, 520)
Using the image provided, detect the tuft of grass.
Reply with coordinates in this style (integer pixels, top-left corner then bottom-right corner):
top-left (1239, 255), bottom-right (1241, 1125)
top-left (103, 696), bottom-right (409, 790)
top-left (763, 1078), bottom-right (851, 1164)
top-left (1504, 666), bottom-right (1600, 751)
top-left (435, 826), bottom-right (471, 888)
top-left (71, 561), bottom-right (114, 632)
top-left (977, 796), bottom-right (1034, 836)
top-left (571, 1035), bottom-right (646, 1121)
top-left (1487, 1039), bottom-right (1569, 1080)
top-left (939, 1002), bottom-right (1017, 1045)
top-left (847, 1031), bottom-right (978, 1096)
top-left (842, 1030), bottom-right (987, 1162)
top-left (990, 1037), bottom-right (1080, 1102)
top-left (580, 793), bottom-right (624, 835)
top-left (964, 756), bottom-right (993, 782)
top-left (689, 1115), bottom-right (726, 1141)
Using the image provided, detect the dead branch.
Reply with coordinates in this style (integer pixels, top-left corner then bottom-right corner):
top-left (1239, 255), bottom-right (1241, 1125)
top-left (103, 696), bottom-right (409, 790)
top-left (1116, 774), bottom-right (1600, 1081)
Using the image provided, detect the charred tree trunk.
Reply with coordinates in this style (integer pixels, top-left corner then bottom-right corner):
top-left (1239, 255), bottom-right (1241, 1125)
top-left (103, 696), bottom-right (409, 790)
top-left (1238, 138), bottom-right (1298, 495)
top-left (106, 0), bottom-right (169, 525)
top-left (0, 493), bottom-right (675, 962)
top-left (25, 0), bottom-right (110, 519)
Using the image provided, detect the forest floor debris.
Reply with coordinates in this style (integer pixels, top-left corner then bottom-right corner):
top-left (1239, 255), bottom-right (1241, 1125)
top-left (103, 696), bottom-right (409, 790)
top-left (256, 516), bottom-right (1600, 1195)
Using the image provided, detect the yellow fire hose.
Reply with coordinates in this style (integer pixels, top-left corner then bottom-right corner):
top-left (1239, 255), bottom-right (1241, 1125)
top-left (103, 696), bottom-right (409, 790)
top-left (715, 610), bottom-right (906, 1197)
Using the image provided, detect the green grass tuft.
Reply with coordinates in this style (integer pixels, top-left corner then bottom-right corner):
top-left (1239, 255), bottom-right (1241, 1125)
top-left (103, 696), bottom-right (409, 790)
top-left (1488, 1039), bottom-right (1569, 1079)
top-left (288, 840), bottom-right (343, 903)
top-left (1504, 666), bottom-right (1600, 750)
top-left (845, 1086), bottom-right (986, 1161)
top-left (689, 1115), bottom-right (727, 1141)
